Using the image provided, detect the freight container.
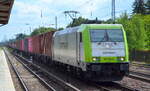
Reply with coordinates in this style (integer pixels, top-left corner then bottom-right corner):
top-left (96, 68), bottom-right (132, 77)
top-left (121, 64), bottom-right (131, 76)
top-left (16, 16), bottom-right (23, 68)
top-left (28, 37), bottom-right (33, 53)
top-left (40, 31), bottom-right (55, 57)
top-left (11, 42), bottom-right (14, 48)
top-left (20, 40), bottom-right (24, 51)
top-left (29, 31), bottom-right (55, 57)
top-left (14, 42), bottom-right (16, 48)
top-left (16, 40), bottom-right (21, 50)
top-left (24, 38), bottom-right (28, 52)
top-left (32, 35), bottom-right (41, 54)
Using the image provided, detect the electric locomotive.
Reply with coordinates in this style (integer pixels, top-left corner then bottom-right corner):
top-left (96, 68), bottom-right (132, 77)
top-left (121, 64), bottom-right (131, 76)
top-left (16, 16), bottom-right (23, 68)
top-left (53, 24), bottom-right (129, 81)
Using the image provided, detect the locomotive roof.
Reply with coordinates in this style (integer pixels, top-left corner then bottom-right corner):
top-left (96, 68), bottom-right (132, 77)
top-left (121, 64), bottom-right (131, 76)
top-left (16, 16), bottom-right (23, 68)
top-left (86, 24), bottom-right (123, 29)
top-left (54, 24), bottom-right (123, 36)
top-left (54, 26), bottom-right (80, 35)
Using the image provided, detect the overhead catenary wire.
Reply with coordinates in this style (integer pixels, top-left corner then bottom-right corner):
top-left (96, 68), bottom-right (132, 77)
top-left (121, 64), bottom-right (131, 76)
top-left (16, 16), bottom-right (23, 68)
top-left (46, 0), bottom-right (133, 28)
top-left (75, 0), bottom-right (112, 20)
top-left (54, 0), bottom-right (114, 25)
top-left (75, 0), bottom-right (94, 9)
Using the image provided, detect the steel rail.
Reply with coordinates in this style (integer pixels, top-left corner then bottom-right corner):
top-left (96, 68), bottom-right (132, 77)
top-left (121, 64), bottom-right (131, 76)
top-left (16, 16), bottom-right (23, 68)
top-left (15, 53), bottom-right (81, 91)
top-left (5, 48), bottom-right (140, 91)
top-left (16, 53), bottom-right (139, 91)
top-left (14, 56), bottom-right (56, 91)
top-left (4, 49), bottom-right (56, 91)
top-left (128, 71), bottom-right (150, 83)
top-left (4, 50), bottom-right (29, 91)
top-left (130, 70), bottom-right (150, 78)
top-left (131, 63), bottom-right (150, 68)
top-left (93, 81), bottom-right (138, 91)
top-left (112, 82), bottom-right (139, 91)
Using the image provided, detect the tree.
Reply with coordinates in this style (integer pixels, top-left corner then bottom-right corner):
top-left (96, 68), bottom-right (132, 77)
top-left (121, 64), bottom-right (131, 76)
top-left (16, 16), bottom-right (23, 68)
top-left (30, 27), bottom-right (56, 36)
top-left (117, 13), bottom-right (148, 50)
top-left (117, 13), bottom-right (136, 51)
top-left (67, 17), bottom-right (87, 27)
top-left (145, 0), bottom-right (150, 14)
top-left (15, 33), bottom-right (27, 40)
top-left (67, 17), bottom-right (102, 27)
top-left (103, 19), bottom-right (113, 24)
top-left (133, 0), bottom-right (146, 14)
top-left (131, 15), bottom-right (147, 50)
top-left (143, 15), bottom-right (150, 49)
top-left (58, 27), bottom-right (64, 31)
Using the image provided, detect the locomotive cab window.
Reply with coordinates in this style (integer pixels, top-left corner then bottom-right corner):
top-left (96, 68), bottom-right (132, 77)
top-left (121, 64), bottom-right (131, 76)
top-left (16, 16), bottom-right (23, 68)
top-left (90, 29), bottom-right (124, 42)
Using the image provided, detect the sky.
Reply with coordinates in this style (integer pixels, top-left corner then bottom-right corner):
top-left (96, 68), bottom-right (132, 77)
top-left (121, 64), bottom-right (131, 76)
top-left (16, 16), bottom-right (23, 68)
top-left (0, 0), bottom-right (135, 42)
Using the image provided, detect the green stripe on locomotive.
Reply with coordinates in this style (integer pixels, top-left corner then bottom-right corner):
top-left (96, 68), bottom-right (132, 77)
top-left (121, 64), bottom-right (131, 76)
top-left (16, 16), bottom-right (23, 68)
top-left (80, 24), bottom-right (129, 63)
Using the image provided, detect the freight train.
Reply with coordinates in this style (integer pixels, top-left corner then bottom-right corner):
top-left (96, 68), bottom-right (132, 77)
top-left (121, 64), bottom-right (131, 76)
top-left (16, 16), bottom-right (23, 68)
top-left (8, 24), bottom-right (129, 81)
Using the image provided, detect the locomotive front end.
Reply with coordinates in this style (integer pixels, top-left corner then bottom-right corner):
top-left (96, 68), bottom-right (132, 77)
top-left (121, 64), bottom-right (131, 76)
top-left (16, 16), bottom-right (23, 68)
top-left (81, 24), bottom-right (129, 81)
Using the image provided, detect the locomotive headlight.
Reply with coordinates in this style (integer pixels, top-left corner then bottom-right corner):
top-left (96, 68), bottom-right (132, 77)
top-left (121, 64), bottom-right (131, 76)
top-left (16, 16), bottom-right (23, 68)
top-left (92, 57), bottom-right (99, 61)
top-left (120, 57), bottom-right (124, 61)
top-left (118, 57), bottom-right (125, 61)
top-left (93, 58), bottom-right (97, 61)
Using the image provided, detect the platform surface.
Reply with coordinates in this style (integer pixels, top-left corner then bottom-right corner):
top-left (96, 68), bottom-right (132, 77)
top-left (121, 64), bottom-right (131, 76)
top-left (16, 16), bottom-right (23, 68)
top-left (0, 50), bottom-right (15, 91)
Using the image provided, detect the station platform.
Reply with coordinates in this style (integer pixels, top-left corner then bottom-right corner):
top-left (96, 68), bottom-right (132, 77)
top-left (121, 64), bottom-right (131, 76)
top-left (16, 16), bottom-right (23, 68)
top-left (0, 50), bottom-right (15, 91)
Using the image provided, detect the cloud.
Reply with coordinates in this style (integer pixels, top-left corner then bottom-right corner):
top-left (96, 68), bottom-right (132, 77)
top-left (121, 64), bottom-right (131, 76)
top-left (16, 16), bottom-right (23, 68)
top-left (0, 0), bottom-right (135, 42)
top-left (39, 0), bottom-right (53, 3)
top-left (13, 0), bottom-right (111, 19)
top-left (15, 2), bottom-right (41, 15)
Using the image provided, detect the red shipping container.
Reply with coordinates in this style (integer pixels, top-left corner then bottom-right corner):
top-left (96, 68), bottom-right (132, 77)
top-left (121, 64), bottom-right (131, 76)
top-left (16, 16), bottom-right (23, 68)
top-left (20, 40), bottom-right (24, 51)
top-left (19, 40), bottom-right (22, 50)
top-left (28, 37), bottom-right (33, 53)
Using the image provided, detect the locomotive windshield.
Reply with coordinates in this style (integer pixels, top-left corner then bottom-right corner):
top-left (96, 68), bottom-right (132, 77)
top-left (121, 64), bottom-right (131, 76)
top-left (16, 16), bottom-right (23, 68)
top-left (90, 29), bottom-right (124, 42)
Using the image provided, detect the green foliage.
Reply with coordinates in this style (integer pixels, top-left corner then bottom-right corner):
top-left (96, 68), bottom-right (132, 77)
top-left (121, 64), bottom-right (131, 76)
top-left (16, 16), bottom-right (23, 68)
top-left (145, 0), bottom-right (150, 14)
top-left (30, 27), bottom-right (56, 36)
top-left (117, 13), bottom-right (136, 50)
top-left (131, 15), bottom-right (147, 50)
top-left (102, 19), bottom-right (113, 24)
top-left (15, 33), bottom-right (27, 40)
top-left (143, 15), bottom-right (150, 49)
top-left (117, 13), bottom-right (149, 51)
top-left (67, 17), bottom-right (102, 27)
top-left (133, 0), bottom-right (146, 14)
top-left (67, 17), bottom-right (87, 27)
top-left (58, 27), bottom-right (64, 31)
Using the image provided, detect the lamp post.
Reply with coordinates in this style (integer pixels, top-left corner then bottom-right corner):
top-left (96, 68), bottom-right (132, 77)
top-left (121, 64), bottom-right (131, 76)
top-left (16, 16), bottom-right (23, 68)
top-left (25, 23), bottom-right (32, 34)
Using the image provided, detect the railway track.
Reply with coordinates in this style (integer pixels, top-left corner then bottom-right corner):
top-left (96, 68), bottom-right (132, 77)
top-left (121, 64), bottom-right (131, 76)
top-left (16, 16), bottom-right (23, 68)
top-left (4, 49), bottom-right (56, 91)
top-left (131, 63), bottom-right (150, 69)
top-left (13, 52), bottom-right (138, 91)
top-left (8, 51), bottom-right (81, 91)
top-left (92, 82), bottom-right (138, 91)
top-left (3, 47), bottom-right (139, 91)
top-left (128, 70), bottom-right (150, 83)
top-left (5, 50), bottom-right (29, 91)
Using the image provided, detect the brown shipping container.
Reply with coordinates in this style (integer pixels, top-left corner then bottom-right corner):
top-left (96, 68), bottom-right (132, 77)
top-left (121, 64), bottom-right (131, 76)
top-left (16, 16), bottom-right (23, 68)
top-left (40, 31), bottom-right (55, 57)
top-left (32, 35), bottom-right (41, 54)
top-left (16, 40), bottom-right (21, 50)
top-left (28, 31), bottom-right (55, 58)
